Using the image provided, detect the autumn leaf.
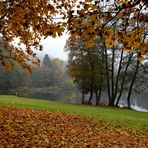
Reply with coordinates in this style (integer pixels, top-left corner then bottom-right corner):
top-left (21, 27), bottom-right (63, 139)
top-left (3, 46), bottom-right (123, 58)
top-left (84, 41), bottom-right (95, 48)
top-left (105, 38), bottom-right (112, 48)
top-left (32, 61), bottom-right (39, 65)
top-left (0, 108), bottom-right (148, 147)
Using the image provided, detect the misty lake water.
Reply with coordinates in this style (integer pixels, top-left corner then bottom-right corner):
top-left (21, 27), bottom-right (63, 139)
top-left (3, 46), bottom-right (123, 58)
top-left (131, 105), bottom-right (148, 112)
top-left (119, 104), bottom-right (148, 112)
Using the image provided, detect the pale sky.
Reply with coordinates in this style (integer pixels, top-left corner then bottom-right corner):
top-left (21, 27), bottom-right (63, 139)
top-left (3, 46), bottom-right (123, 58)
top-left (40, 32), bottom-right (69, 61)
top-left (13, 33), bottom-right (69, 61)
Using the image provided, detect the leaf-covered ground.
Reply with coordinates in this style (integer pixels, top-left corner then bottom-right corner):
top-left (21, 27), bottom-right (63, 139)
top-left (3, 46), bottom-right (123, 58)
top-left (0, 108), bottom-right (148, 148)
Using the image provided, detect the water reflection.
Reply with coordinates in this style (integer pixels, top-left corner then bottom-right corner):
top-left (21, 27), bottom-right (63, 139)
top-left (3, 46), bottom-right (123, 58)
top-left (131, 105), bottom-right (148, 112)
top-left (119, 104), bottom-right (148, 112)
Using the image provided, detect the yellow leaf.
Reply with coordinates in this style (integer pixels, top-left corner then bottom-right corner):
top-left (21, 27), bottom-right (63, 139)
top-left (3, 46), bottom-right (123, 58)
top-left (52, 32), bottom-right (57, 38)
top-left (84, 41), bottom-right (95, 48)
top-left (90, 14), bottom-right (96, 20)
top-left (105, 38), bottom-right (112, 48)
top-left (32, 61), bottom-right (39, 65)
top-left (91, 5), bottom-right (97, 10)
top-left (94, 19), bottom-right (100, 25)
top-left (105, 29), bottom-right (113, 37)
top-left (134, 41), bottom-right (140, 48)
top-left (128, 49), bottom-right (134, 53)
top-left (138, 55), bottom-right (144, 61)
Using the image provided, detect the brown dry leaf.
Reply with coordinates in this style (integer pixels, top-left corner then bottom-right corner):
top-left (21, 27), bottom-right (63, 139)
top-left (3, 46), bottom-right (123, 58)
top-left (0, 108), bottom-right (148, 147)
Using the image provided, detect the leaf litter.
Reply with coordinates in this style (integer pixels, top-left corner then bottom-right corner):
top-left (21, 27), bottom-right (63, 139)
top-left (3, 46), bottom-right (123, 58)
top-left (0, 108), bottom-right (148, 148)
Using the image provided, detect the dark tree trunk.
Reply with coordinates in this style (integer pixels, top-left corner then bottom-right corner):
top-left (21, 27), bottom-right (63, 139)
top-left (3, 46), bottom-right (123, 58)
top-left (88, 82), bottom-right (93, 104)
top-left (95, 90), bottom-right (99, 105)
top-left (81, 77), bottom-right (85, 104)
top-left (95, 85), bottom-right (102, 105)
top-left (98, 88), bottom-right (102, 105)
top-left (108, 98), bottom-right (115, 106)
top-left (127, 60), bottom-right (140, 109)
top-left (81, 90), bottom-right (85, 104)
top-left (115, 53), bottom-right (133, 106)
top-left (87, 50), bottom-right (95, 105)
top-left (114, 49), bottom-right (124, 103)
top-left (111, 45), bottom-right (115, 105)
top-left (108, 47), bottom-right (116, 106)
top-left (104, 47), bottom-right (111, 103)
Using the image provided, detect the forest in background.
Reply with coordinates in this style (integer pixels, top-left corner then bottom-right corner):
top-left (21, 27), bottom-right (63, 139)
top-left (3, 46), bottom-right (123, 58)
top-left (0, 52), bottom-right (148, 110)
top-left (0, 54), bottom-right (80, 103)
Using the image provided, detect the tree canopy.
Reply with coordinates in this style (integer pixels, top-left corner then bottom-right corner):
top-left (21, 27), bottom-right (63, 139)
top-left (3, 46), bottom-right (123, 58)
top-left (0, 0), bottom-right (76, 69)
top-left (64, 0), bottom-right (148, 107)
top-left (0, 0), bottom-right (147, 69)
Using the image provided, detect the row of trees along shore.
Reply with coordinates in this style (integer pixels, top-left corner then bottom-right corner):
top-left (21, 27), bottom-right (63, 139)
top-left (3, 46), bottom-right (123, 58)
top-left (0, 0), bottom-right (148, 108)
top-left (0, 54), bottom-right (76, 102)
top-left (0, 54), bottom-right (66, 90)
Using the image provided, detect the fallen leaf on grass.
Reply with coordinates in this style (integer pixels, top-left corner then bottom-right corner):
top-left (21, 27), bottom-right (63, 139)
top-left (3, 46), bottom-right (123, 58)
top-left (0, 108), bottom-right (147, 147)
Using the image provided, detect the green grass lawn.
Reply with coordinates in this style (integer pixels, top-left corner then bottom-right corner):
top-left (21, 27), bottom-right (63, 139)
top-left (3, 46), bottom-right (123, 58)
top-left (0, 95), bottom-right (148, 131)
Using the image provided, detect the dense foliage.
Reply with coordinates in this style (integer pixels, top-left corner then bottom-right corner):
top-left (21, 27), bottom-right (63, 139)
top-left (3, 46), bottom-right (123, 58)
top-left (0, 0), bottom-right (147, 67)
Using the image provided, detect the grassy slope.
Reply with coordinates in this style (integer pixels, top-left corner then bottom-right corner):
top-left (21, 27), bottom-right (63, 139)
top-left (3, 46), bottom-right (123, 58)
top-left (0, 95), bottom-right (148, 131)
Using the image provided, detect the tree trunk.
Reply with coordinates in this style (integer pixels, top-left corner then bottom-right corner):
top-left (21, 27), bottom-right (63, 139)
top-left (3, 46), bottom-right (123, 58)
top-left (115, 53), bottom-right (133, 106)
top-left (127, 60), bottom-right (140, 109)
top-left (111, 45), bottom-right (115, 105)
top-left (88, 88), bottom-right (93, 104)
top-left (108, 98), bottom-right (115, 106)
top-left (95, 90), bottom-right (99, 105)
top-left (104, 46), bottom-right (111, 104)
top-left (87, 50), bottom-right (94, 105)
top-left (95, 85), bottom-right (102, 105)
top-left (114, 49), bottom-right (124, 103)
top-left (81, 77), bottom-right (85, 104)
top-left (81, 90), bottom-right (85, 104)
